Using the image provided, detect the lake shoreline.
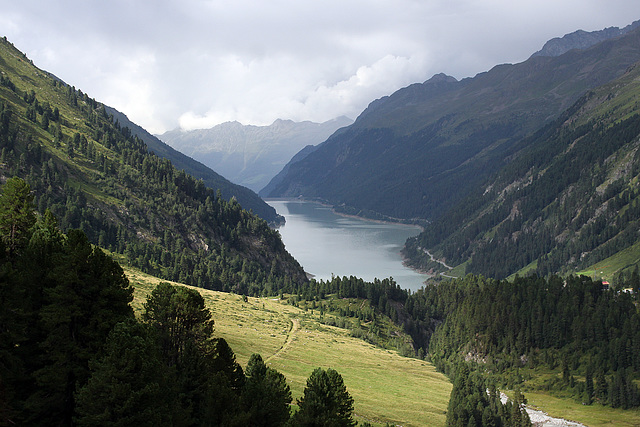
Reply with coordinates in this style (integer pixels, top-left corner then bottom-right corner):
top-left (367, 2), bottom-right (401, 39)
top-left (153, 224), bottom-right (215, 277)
top-left (265, 198), bottom-right (435, 284)
top-left (264, 197), bottom-right (426, 232)
top-left (265, 198), bottom-right (430, 291)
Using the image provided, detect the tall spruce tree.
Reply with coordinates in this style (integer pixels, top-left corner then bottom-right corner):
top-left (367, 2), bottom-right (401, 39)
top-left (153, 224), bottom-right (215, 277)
top-left (291, 367), bottom-right (355, 427)
top-left (27, 229), bottom-right (134, 424)
top-left (0, 178), bottom-right (134, 425)
top-left (74, 320), bottom-right (171, 426)
top-left (240, 353), bottom-right (292, 426)
top-left (142, 282), bottom-right (214, 367)
top-left (0, 177), bottom-right (36, 256)
top-left (142, 282), bottom-right (247, 424)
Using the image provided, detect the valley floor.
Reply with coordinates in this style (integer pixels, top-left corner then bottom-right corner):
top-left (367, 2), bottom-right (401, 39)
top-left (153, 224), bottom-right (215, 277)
top-left (126, 267), bottom-right (640, 426)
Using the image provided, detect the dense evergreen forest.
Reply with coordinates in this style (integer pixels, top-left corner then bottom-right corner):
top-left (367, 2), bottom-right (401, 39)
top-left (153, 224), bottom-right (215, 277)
top-left (445, 364), bottom-right (531, 427)
top-left (404, 273), bottom-right (640, 410)
top-left (0, 37), bottom-right (306, 295)
top-left (0, 177), bottom-right (358, 426)
top-left (103, 106), bottom-right (284, 225)
top-left (290, 270), bottom-right (640, 415)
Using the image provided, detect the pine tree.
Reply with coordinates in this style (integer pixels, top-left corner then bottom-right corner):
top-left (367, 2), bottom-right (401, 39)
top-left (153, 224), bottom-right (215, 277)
top-left (142, 282), bottom-right (214, 367)
top-left (595, 370), bottom-right (608, 403)
top-left (509, 389), bottom-right (531, 427)
top-left (27, 229), bottom-right (134, 424)
top-left (584, 365), bottom-right (594, 405)
top-left (141, 282), bottom-right (251, 424)
top-left (74, 320), bottom-right (171, 426)
top-left (241, 353), bottom-right (292, 426)
top-left (291, 367), bottom-right (355, 427)
top-left (0, 177), bottom-right (36, 256)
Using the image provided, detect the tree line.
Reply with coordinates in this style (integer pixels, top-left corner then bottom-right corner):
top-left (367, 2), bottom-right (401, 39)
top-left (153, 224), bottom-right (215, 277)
top-left (290, 268), bottom-right (640, 413)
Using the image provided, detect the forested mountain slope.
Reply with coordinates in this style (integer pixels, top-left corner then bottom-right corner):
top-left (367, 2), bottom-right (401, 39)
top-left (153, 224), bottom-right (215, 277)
top-left (404, 273), bottom-right (640, 413)
top-left (105, 106), bottom-right (283, 224)
top-left (0, 36), bottom-right (306, 292)
top-left (264, 25), bottom-right (640, 222)
top-left (405, 61), bottom-right (640, 279)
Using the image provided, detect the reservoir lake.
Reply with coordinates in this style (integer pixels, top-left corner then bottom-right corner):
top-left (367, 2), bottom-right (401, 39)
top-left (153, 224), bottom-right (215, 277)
top-left (266, 199), bottom-right (429, 292)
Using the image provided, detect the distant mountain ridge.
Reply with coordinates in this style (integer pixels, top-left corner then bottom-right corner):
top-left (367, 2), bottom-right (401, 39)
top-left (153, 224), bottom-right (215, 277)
top-left (158, 116), bottom-right (352, 193)
top-left (264, 24), bottom-right (640, 223)
top-left (531, 20), bottom-right (640, 57)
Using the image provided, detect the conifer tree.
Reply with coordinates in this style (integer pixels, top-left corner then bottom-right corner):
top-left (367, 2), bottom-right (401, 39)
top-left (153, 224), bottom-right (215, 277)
top-left (0, 179), bottom-right (134, 424)
top-left (291, 367), bottom-right (355, 427)
top-left (241, 353), bottom-right (292, 426)
top-left (595, 370), bottom-right (608, 403)
top-left (0, 177), bottom-right (36, 256)
top-left (74, 320), bottom-right (171, 426)
top-left (28, 229), bottom-right (134, 424)
top-left (142, 282), bottom-right (214, 367)
top-left (584, 366), bottom-right (594, 405)
top-left (142, 283), bottom-right (250, 424)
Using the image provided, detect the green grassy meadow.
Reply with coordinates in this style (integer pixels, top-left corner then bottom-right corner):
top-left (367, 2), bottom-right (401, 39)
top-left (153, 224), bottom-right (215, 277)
top-left (577, 240), bottom-right (640, 283)
top-left (525, 392), bottom-right (640, 426)
top-left (127, 268), bottom-right (452, 426)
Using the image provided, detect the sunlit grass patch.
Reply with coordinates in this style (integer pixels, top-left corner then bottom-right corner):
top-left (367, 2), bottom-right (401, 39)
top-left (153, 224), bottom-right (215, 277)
top-left (525, 391), bottom-right (640, 427)
top-left (125, 267), bottom-right (451, 426)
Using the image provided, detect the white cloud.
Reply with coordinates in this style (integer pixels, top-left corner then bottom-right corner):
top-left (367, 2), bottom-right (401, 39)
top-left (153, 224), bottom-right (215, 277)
top-left (177, 53), bottom-right (428, 129)
top-left (2, 0), bottom-right (640, 133)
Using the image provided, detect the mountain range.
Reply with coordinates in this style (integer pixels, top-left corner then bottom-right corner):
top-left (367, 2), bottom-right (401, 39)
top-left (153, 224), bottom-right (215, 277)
top-left (158, 117), bottom-right (352, 193)
top-left (263, 22), bottom-right (640, 279)
top-left (405, 62), bottom-right (640, 278)
top-left (3, 18), bottom-right (640, 284)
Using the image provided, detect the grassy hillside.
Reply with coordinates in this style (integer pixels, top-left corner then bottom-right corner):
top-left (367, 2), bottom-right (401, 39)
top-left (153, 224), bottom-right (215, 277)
top-left (127, 267), bottom-right (452, 426)
top-left (577, 240), bottom-right (640, 282)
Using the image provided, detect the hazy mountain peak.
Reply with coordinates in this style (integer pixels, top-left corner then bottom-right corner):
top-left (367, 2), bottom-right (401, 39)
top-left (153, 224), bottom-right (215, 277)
top-left (272, 118), bottom-right (296, 125)
top-left (158, 116), bottom-right (353, 192)
top-left (424, 73), bottom-right (458, 84)
top-left (330, 115), bottom-right (353, 123)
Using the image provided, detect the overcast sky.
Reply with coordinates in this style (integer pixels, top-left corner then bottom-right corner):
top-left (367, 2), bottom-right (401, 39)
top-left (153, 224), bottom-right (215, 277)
top-left (2, 1), bottom-right (640, 134)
